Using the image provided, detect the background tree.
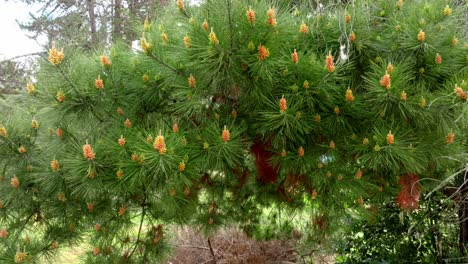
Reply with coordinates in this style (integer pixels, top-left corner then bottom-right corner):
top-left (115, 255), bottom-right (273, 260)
top-left (17, 0), bottom-right (167, 49)
top-left (0, 54), bottom-right (41, 98)
top-left (0, 0), bottom-right (466, 263)
top-left (0, 61), bottom-right (28, 97)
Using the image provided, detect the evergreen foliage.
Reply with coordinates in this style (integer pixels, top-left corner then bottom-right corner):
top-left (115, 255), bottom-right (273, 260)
top-left (0, 0), bottom-right (467, 262)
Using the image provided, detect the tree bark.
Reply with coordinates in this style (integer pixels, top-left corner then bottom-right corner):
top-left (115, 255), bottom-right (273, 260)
top-left (86, 0), bottom-right (97, 46)
top-left (443, 168), bottom-right (468, 254)
top-left (457, 169), bottom-right (468, 254)
top-left (125, 0), bottom-right (137, 44)
top-left (128, 0), bottom-right (135, 15)
top-left (459, 203), bottom-right (468, 254)
top-left (98, 7), bottom-right (109, 46)
top-left (113, 0), bottom-right (122, 41)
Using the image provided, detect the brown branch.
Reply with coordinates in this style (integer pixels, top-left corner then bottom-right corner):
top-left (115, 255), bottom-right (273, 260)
top-left (207, 237), bottom-right (217, 264)
top-left (0, 52), bottom-right (45, 63)
top-left (172, 244), bottom-right (212, 251)
top-left (443, 187), bottom-right (460, 198)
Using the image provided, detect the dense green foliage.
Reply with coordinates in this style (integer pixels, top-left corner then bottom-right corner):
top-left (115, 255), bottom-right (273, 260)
top-left (0, 0), bottom-right (467, 263)
top-left (337, 198), bottom-right (460, 263)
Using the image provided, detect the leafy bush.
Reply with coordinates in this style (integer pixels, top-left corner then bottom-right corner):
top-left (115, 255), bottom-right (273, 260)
top-left (337, 197), bottom-right (460, 263)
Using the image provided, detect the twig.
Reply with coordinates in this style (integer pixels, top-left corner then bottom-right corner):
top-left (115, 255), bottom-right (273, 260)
top-left (426, 167), bottom-right (467, 198)
top-left (0, 52), bottom-right (45, 63)
top-left (57, 64), bottom-right (79, 91)
top-left (207, 237), bottom-right (217, 264)
top-left (0, 78), bottom-right (27, 87)
top-left (58, 64), bottom-right (104, 122)
top-left (172, 244), bottom-right (213, 251)
top-left (128, 193), bottom-right (147, 259)
top-left (13, 211), bottom-right (36, 245)
top-left (149, 53), bottom-right (180, 75)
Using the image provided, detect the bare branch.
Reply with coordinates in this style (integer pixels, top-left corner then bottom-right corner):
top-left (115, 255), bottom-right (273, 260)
top-left (0, 52), bottom-right (45, 63)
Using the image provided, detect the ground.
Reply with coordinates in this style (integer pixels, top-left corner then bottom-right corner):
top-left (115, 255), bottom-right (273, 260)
top-left (42, 227), bottom-right (333, 263)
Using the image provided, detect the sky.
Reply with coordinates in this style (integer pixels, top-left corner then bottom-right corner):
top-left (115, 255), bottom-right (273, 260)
top-left (0, 1), bottom-right (45, 60)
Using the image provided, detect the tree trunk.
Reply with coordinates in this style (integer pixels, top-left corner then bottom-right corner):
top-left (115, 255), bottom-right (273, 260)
top-left (459, 190), bottom-right (468, 254)
top-left (86, 0), bottom-right (97, 46)
top-left (113, 0), bottom-right (122, 41)
top-left (98, 7), bottom-right (109, 46)
top-left (444, 169), bottom-right (468, 255)
top-left (457, 169), bottom-right (468, 254)
top-left (125, 0), bottom-right (137, 44)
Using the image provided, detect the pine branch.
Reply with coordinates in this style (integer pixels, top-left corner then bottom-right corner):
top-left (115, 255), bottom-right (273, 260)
top-left (45, 3), bottom-right (61, 17)
top-left (90, 109), bottom-right (104, 123)
top-left (179, 8), bottom-right (191, 19)
top-left (13, 210), bottom-right (36, 245)
top-left (128, 193), bottom-right (147, 259)
top-left (0, 52), bottom-right (45, 63)
top-left (148, 53), bottom-right (180, 75)
top-left (55, 64), bottom-right (106, 122)
top-left (57, 64), bottom-right (79, 91)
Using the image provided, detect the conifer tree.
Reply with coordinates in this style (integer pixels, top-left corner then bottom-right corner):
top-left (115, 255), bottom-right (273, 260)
top-left (0, 0), bottom-right (467, 262)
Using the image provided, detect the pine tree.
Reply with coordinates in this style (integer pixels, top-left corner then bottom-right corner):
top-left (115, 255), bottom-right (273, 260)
top-left (0, 0), bottom-right (467, 262)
